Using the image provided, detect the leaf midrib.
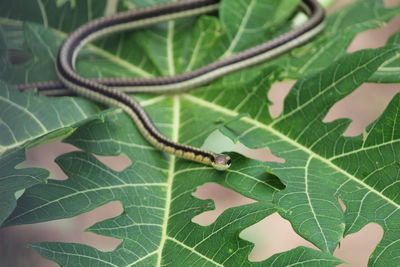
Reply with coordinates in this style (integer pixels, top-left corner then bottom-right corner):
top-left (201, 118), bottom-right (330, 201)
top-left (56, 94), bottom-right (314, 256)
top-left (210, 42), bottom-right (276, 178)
top-left (222, 0), bottom-right (257, 57)
top-left (156, 95), bottom-right (179, 267)
top-left (167, 237), bottom-right (224, 267)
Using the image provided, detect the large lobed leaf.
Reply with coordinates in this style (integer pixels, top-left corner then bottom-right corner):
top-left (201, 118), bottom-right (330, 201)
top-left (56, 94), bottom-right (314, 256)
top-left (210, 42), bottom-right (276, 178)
top-left (0, 148), bottom-right (48, 226)
top-left (274, 0), bottom-right (400, 82)
top-left (0, 0), bottom-right (399, 266)
top-left (0, 80), bottom-right (100, 227)
top-left (221, 47), bottom-right (400, 265)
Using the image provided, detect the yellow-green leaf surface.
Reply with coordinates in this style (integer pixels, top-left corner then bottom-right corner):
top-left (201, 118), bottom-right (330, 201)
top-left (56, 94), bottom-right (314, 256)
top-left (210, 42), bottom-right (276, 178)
top-left (0, 0), bottom-right (399, 266)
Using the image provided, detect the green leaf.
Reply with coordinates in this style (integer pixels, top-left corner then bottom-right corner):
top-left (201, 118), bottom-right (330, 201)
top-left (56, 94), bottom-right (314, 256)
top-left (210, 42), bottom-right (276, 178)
top-left (0, 148), bottom-right (48, 226)
top-left (0, 0), bottom-right (108, 33)
top-left (220, 0), bottom-right (300, 56)
top-left (276, 0), bottom-right (400, 80)
top-left (260, 246), bottom-right (343, 266)
top-left (0, 22), bottom-right (62, 84)
top-left (219, 47), bottom-right (400, 264)
top-left (0, 21), bottom-right (154, 85)
top-left (369, 32), bottom-right (400, 83)
top-left (4, 147), bottom-right (280, 265)
top-left (1, 0), bottom-right (400, 266)
top-left (0, 81), bottom-right (100, 155)
top-left (171, 16), bottom-right (224, 74)
top-left (27, 204), bottom-right (342, 266)
top-left (0, 80), bottom-right (99, 225)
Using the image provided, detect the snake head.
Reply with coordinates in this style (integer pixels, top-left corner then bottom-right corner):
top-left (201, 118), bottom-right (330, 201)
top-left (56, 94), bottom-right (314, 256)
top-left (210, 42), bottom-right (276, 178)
top-left (212, 154), bottom-right (231, 171)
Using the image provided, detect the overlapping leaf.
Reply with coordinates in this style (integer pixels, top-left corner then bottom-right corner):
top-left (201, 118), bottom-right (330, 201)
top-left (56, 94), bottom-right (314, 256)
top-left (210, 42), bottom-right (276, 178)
top-left (370, 32), bottom-right (400, 83)
top-left (219, 0), bottom-right (300, 56)
top-left (0, 148), bottom-right (48, 225)
top-left (274, 0), bottom-right (400, 82)
top-left (0, 80), bottom-right (101, 228)
top-left (0, 81), bottom-right (101, 154)
top-left (208, 47), bottom-right (400, 265)
top-left (0, 0), bottom-right (399, 266)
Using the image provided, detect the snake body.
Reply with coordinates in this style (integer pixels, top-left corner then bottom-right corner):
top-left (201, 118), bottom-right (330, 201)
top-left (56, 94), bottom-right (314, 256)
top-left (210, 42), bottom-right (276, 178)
top-left (18, 0), bottom-right (325, 170)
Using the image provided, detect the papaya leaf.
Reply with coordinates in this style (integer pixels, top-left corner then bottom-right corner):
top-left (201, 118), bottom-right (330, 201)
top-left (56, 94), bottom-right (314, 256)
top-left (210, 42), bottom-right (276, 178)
top-left (369, 32), bottom-right (400, 83)
top-left (0, 148), bottom-right (48, 226)
top-left (275, 0), bottom-right (400, 81)
top-left (1, 0), bottom-right (399, 266)
top-left (0, 81), bottom-right (100, 155)
top-left (214, 47), bottom-right (400, 264)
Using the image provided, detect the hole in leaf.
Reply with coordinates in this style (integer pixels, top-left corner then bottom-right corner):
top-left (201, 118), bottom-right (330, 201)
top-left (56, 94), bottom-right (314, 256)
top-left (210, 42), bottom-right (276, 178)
top-left (192, 183), bottom-right (255, 226)
top-left (324, 83), bottom-right (400, 136)
top-left (384, 0), bottom-right (400, 7)
top-left (334, 223), bottom-right (383, 267)
top-left (203, 131), bottom-right (285, 163)
top-left (23, 141), bottom-right (80, 180)
top-left (70, 201), bottom-right (123, 252)
top-left (93, 154), bottom-right (132, 172)
top-left (1, 201), bottom-right (122, 266)
top-left (327, 0), bottom-right (356, 13)
top-left (237, 142), bottom-right (285, 163)
top-left (22, 141), bottom-right (132, 180)
top-left (268, 81), bottom-right (295, 118)
top-left (347, 16), bottom-right (400, 52)
top-left (240, 212), bottom-right (317, 262)
top-left (0, 225), bottom-right (57, 267)
top-left (338, 198), bottom-right (346, 212)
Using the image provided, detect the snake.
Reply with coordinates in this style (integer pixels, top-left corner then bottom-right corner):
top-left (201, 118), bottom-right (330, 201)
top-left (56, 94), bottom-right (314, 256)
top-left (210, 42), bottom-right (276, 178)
top-left (16, 0), bottom-right (325, 170)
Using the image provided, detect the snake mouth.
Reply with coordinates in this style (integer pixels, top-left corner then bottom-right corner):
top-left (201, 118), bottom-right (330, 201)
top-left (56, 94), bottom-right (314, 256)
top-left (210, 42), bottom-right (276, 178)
top-left (212, 154), bottom-right (231, 171)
